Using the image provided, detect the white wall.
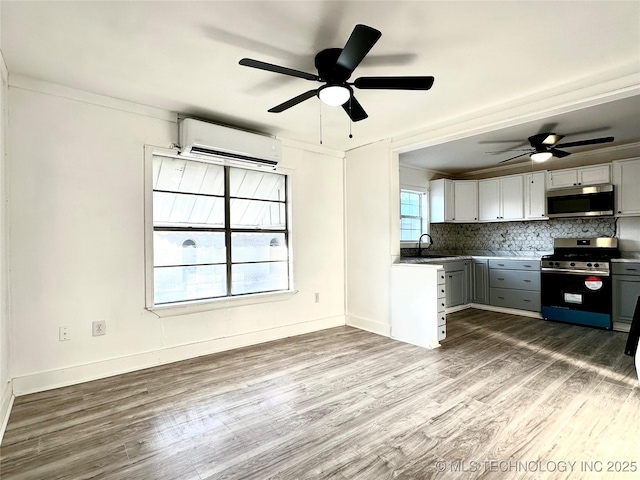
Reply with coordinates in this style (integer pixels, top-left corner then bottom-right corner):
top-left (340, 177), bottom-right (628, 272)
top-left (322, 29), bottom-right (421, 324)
top-left (345, 139), bottom-right (397, 336)
top-left (7, 79), bottom-right (345, 394)
top-left (0, 42), bottom-right (13, 434)
top-left (399, 163), bottom-right (436, 192)
top-left (618, 217), bottom-right (640, 252)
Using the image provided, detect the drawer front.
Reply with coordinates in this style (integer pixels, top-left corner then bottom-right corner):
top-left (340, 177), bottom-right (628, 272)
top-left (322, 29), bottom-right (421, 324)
top-left (490, 287), bottom-right (541, 312)
top-left (612, 262), bottom-right (640, 276)
top-left (438, 297), bottom-right (446, 311)
top-left (437, 269), bottom-right (446, 284)
top-left (444, 261), bottom-right (467, 273)
top-left (488, 259), bottom-right (540, 271)
top-left (437, 284), bottom-right (446, 299)
top-left (438, 324), bottom-right (447, 341)
top-left (437, 312), bottom-right (446, 326)
top-left (490, 269), bottom-right (540, 291)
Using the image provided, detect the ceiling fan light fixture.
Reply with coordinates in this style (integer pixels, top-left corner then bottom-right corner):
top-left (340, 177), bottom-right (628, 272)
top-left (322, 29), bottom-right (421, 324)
top-left (318, 84), bottom-right (351, 106)
top-left (531, 151), bottom-right (553, 162)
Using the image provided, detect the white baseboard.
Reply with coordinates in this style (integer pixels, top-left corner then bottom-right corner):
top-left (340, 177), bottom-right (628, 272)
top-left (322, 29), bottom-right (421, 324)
top-left (12, 316), bottom-right (345, 397)
top-left (346, 314), bottom-right (391, 337)
top-left (0, 379), bottom-right (14, 443)
top-left (468, 303), bottom-right (543, 319)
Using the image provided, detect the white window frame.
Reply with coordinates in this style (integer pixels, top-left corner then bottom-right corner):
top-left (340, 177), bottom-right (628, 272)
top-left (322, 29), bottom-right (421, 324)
top-left (144, 146), bottom-right (296, 317)
top-left (400, 188), bottom-right (429, 247)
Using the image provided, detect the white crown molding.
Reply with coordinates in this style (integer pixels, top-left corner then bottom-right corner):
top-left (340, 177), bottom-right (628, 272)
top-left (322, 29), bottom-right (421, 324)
top-left (280, 137), bottom-right (345, 158)
top-left (457, 142), bottom-right (640, 178)
top-left (391, 68), bottom-right (640, 154)
top-left (8, 74), bottom-right (177, 122)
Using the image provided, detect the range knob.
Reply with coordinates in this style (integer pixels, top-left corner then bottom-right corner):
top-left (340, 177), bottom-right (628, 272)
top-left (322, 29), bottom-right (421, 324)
top-left (554, 262), bottom-right (560, 267)
top-left (594, 263), bottom-right (600, 268)
top-left (548, 261), bottom-right (554, 266)
top-left (570, 262), bottom-right (576, 267)
top-left (587, 263), bottom-right (593, 267)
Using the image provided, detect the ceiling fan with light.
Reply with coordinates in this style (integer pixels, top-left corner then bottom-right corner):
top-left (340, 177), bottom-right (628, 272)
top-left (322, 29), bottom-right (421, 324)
top-left (498, 132), bottom-right (614, 164)
top-left (239, 24), bottom-right (435, 122)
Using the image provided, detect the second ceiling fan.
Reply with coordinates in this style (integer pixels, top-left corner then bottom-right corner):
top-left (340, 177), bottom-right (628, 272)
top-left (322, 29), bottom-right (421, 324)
top-left (498, 132), bottom-right (614, 163)
top-left (239, 24), bottom-right (435, 122)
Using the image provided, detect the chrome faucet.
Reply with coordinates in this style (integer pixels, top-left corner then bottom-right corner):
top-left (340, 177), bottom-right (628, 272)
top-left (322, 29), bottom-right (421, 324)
top-left (418, 233), bottom-right (433, 257)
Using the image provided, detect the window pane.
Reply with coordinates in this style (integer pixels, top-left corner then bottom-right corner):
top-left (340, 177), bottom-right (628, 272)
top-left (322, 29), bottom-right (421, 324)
top-left (229, 168), bottom-right (286, 201)
top-left (231, 233), bottom-right (287, 262)
top-left (154, 264), bottom-right (227, 304)
top-left (230, 199), bottom-right (286, 229)
top-left (154, 157), bottom-right (224, 195)
top-left (232, 262), bottom-right (289, 295)
top-left (153, 192), bottom-right (224, 227)
top-left (154, 231), bottom-right (226, 267)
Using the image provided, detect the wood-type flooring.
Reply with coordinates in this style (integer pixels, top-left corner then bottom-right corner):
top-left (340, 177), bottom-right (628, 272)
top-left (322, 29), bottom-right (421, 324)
top-left (1, 309), bottom-right (639, 479)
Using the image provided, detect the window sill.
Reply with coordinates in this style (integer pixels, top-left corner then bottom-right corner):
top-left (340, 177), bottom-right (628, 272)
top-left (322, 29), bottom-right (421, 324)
top-left (147, 290), bottom-right (298, 318)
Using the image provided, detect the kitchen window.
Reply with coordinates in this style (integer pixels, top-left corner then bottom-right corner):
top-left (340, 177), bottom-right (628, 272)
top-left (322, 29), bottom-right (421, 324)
top-left (146, 149), bottom-right (291, 309)
top-left (400, 189), bottom-right (428, 242)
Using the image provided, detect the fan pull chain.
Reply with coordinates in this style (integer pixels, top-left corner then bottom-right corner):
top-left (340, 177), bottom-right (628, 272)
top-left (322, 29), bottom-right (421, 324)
top-left (348, 97), bottom-right (353, 139)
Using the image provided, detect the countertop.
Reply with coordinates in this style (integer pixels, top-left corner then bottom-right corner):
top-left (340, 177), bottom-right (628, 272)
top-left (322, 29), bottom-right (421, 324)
top-left (613, 252), bottom-right (640, 263)
top-left (399, 251), bottom-right (640, 264)
top-left (398, 250), bottom-right (549, 264)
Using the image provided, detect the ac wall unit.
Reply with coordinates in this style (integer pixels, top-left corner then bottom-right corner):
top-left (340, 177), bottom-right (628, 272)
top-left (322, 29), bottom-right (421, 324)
top-left (179, 118), bottom-right (281, 169)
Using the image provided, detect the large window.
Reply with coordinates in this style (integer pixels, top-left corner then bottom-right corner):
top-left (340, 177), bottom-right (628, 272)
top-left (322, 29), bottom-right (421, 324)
top-left (400, 189), bottom-right (428, 242)
top-left (150, 153), bottom-right (290, 306)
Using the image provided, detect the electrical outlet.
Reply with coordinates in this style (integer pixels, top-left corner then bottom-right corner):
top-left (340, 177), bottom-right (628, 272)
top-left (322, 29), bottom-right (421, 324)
top-left (59, 326), bottom-right (70, 341)
top-left (314, 292), bottom-right (320, 303)
top-left (92, 320), bottom-right (106, 336)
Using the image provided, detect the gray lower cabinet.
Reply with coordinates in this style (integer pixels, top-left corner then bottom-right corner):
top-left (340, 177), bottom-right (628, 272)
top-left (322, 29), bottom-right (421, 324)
top-left (612, 262), bottom-right (640, 327)
top-left (471, 259), bottom-right (489, 304)
top-left (444, 260), bottom-right (469, 308)
top-left (489, 259), bottom-right (541, 312)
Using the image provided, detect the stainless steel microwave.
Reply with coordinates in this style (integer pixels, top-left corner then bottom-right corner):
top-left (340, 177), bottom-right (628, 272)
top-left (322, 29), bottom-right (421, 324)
top-left (546, 184), bottom-right (615, 218)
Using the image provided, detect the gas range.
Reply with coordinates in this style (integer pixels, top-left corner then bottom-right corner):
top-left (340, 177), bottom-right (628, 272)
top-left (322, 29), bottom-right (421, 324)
top-left (541, 238), bottom-right (619, 275)
top-left (541, 237), bottom-right (619, 330)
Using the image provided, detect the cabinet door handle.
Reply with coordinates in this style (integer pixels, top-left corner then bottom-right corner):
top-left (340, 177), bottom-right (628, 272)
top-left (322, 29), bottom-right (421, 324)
top-left (523, 279), bottom-right (531, 283)
top-left (497, 263), bottom-right (505, 267)
top-left (523, 299), bottom-right (532, 302)
top-left (497, 296), bottom-right (505, 300)
top-left (497, 277), bottom-right (505, 281)
top-left (626, 268), bottom-right (639, 271)
top-left (523, 265), bottom-right (532, 268)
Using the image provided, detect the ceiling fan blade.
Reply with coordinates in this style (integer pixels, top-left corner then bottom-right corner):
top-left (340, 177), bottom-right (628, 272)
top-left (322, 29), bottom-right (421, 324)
top-left (498, 152), bottom-right (531, 164)
top-left (335, 24), bottom-right (381, 76)
top-left (354, 76), bottom-right (435, 90)
top-left (528, 132), bottom-right (564, 147)
top-left (550, 148), bottom-right (571, 158)
top-left (486, 148), bottom-right (533, 155)
top-left (555, 136), bottom-right (614, 148)
top-left (342, 96), bottom-right (368, 122)
top-left (239, 58), bottom-right (319, 81)
top-left (268, 89), bottom-right (318, 113)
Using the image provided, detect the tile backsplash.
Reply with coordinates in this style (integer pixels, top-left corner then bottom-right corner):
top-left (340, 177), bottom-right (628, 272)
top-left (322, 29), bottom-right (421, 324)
top-left (408, 217), bottom-right (616, 254)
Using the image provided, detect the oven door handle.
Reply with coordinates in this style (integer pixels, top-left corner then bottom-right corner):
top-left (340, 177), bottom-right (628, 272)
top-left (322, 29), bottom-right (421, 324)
top-left (541, 267), bottom-right (610, 276)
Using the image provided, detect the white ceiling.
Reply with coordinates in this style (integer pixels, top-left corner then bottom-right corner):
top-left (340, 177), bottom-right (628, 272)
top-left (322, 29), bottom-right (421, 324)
top-left (2, 1), bottom-right (639, 174)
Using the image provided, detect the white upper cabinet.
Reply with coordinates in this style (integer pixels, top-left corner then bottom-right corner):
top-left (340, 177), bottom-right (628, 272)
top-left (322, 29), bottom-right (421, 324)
top-left (429, 179), bottom-right (478, 223)
top-left (613, 158), bottom-right (640, 216)
top-left (547, 164), bottom-right (611, 189)
top-left (453, 180), bottom-right (478, 222)
top-left (429, 178), bottom-right (454, 223)
top-left (524, 171), bottom-right (547, 220)
top-left (478, 175), bottom-right (524, 222)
